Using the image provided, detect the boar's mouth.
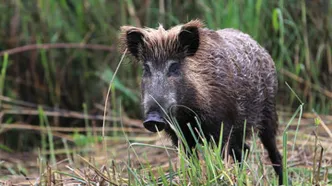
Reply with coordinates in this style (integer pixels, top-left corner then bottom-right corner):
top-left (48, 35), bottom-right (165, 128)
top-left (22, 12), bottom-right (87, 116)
top-left (143, 111), bottom-right (166, 132)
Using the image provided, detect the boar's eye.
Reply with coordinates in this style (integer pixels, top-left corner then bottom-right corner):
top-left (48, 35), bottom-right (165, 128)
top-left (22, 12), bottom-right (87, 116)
top-left (167, 62), bottom-right (181, 77)
top-left (143, 63), bottom-right (151, 77)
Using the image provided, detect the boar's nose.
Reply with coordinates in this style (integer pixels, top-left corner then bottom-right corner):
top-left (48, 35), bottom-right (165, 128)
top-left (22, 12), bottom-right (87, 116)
top-left (143, 111), bottom-right (166, 132)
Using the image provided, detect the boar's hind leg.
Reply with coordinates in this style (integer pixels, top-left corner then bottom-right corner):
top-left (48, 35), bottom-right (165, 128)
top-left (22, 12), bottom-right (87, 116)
top-left (259, 112), bottom-right (283, 185)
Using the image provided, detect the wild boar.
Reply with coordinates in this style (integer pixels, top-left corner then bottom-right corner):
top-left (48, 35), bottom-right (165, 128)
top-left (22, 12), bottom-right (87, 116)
top-left (120, 20), bottom-right (284, 184)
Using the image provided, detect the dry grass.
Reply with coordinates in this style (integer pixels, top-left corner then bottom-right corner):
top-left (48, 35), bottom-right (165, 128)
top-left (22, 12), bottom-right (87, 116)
top-left (0, 109), bottom-right (331, 185)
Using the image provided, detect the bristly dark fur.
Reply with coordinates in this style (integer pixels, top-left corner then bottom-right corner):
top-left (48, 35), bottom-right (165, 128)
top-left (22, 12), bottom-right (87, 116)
top-left (120, 20), bottom-right (284, 185)
top-left (120, 20), bottom-right (204, 61)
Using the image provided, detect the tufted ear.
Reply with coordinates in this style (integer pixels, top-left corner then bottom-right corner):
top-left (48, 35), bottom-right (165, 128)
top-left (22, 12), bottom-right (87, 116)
top-left (178, 20), bottom-right (203, 56)
top-left (120, 26), bottom-right (145, 59)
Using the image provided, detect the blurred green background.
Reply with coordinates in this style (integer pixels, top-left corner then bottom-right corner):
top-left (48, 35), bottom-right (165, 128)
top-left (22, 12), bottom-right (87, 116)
top-left (0, 0), bottom-right (331, 151)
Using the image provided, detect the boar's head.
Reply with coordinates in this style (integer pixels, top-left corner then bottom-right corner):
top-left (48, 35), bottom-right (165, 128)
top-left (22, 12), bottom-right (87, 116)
top-left (121, 21), bottom-right (202, 132)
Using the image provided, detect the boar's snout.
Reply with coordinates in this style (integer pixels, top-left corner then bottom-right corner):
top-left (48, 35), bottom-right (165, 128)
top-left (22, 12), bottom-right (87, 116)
top-left (143, 111), bottom-right (166, 132)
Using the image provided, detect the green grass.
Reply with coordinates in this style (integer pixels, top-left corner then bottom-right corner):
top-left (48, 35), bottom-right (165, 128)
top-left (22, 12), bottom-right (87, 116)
top-left (120, 102), bottom-right (329, 186)
top-left (26, 107), bottom-right (328, 185)
top-left (0, 53), bottom-right (9, 108)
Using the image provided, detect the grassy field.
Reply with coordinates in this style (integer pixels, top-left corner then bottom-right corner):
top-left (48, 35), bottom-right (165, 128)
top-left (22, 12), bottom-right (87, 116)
top-left (0, 0), bottom-right (331, 185)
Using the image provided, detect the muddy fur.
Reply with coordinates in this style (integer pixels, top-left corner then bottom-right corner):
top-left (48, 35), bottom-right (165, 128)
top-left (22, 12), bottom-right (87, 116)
top-left (120, 20), bottom-right (284, 184)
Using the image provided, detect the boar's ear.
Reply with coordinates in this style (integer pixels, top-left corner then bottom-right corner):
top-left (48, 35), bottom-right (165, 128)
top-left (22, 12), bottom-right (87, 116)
top-left (178, 20), bottom-right (202, 56)
top-left (120, 26), bottom-right (145, 59)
